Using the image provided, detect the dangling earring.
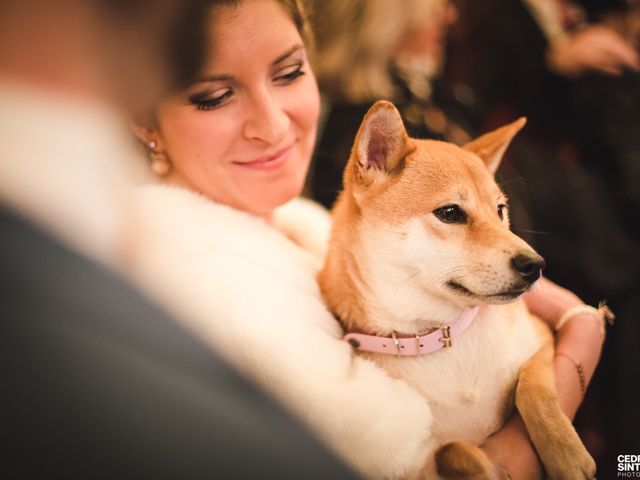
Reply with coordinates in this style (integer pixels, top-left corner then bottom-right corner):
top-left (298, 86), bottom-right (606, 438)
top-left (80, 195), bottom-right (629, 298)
top-left (147, 140), bottom-right (171, 176)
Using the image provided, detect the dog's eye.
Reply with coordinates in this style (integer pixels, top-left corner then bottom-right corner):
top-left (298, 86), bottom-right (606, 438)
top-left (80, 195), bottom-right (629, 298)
top-left (433, 204), bottom-right (467, 224)
top-left (498, 204), bottom-right (507, 220)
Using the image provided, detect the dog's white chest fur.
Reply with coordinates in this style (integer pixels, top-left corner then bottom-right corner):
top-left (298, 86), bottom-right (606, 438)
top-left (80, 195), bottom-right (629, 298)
top-left (365, 302), bottom-right (544, 446)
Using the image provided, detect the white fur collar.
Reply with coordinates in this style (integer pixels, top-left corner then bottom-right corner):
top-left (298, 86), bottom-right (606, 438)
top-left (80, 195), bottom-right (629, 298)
top-left (128, 183), bottom-right (436, 479)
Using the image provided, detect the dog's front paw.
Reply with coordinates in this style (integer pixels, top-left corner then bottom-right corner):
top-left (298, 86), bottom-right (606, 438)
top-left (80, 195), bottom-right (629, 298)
top-left (530, 409), bottom-right (596, 480)
top-left (541, 439), bottom-right (596, 480)
top-left (435, 441), bottom-right (498, 480)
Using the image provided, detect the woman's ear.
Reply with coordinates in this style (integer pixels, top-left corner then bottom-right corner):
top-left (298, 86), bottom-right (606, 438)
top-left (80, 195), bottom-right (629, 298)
top-left (132, 124), bottom-right (172, 176)
top-left (133, 125), bottom-right (157, 149)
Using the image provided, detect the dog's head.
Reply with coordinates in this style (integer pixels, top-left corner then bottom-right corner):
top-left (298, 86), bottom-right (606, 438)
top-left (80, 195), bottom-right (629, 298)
top-left (336, 101), bottom-right (543, 329)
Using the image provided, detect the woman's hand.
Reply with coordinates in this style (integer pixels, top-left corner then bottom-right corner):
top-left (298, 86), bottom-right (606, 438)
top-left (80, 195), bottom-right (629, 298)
top-left (479, 277), bottom-right (605, 478)
top-left (525, 277), bottom-right (605, 415)
top-left (523, 276), bottom-right (583, 327)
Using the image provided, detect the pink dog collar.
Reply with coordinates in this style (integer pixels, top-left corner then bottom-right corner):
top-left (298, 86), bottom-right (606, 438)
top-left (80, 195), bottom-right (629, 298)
top-left (343, 307), bottom-right (479, 356)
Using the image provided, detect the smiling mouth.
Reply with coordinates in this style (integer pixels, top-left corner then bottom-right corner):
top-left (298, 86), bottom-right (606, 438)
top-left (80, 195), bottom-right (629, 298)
top-left (446, 280), bottom-right (527, 300)
top-left (233, 144), bottom-right (294, 171)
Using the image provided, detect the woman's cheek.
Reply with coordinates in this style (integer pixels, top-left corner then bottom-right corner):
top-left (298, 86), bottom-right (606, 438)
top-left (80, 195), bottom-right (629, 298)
top-left (303, 77), bottom-right (321, 130)
top-left (189, 113), bottom-right (236, 163)
top-left (286, 73), bottom-right (320, 132)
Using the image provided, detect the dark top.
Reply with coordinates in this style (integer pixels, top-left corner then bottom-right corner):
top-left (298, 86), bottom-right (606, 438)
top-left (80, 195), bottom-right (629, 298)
top-left (0, 205), bottom-right (358, 480)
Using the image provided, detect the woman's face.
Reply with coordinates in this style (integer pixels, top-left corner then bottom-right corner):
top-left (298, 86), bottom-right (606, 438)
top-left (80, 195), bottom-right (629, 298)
top-left (398, 1), bottom-right (458, 66)
top-left (152, 0), bottom-right (320, 216)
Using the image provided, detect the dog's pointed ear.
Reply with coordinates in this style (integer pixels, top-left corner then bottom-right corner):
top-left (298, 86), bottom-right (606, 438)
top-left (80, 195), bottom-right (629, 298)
top-left (463, 117), bottom-right (526, 174)
top-left (353, 100), bottom-right (408, 178)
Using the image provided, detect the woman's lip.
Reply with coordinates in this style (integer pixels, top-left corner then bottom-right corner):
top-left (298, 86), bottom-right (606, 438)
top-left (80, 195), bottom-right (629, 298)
top-left (233, 144), bottom-right (294, 171)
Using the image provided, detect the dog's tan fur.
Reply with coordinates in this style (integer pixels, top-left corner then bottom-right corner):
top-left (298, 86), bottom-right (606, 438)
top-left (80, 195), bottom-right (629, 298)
top-left (319, 101), bottom-right (595, 479)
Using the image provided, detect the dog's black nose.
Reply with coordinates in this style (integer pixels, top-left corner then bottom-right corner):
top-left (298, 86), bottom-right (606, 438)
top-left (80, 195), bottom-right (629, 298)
top-left (511, 252), bottom-right (545, 283)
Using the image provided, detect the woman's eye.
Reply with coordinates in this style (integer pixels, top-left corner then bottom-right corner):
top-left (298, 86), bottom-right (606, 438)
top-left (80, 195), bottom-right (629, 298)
top-left (498, 204), bottom-right (507, 220)
top-left (433, 204), bottom-right (468, 224)
top-left (188, 88), bottom-right (233, 111)
top-left (274, 63), bottom-right (305, 83)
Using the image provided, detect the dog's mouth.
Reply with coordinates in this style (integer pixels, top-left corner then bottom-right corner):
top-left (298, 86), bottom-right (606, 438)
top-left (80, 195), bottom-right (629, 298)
top-left (446, 280), bottom-right (528, 301)
top-left (486, 289), bottom-right (528, 300)
top-left (446, 280), bottom-right (474, 296)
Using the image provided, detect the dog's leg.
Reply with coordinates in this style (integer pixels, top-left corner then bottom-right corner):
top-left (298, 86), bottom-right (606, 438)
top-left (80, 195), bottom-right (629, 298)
top-left (434, 441), bottom-right (496, 480)
top-left (516, 343), bottom-right (596, 479)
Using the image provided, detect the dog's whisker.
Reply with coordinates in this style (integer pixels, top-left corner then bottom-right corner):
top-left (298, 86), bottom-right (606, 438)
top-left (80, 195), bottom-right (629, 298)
top-left (512, 228), bottom-right (549, 235)
top-left (497, 177), bottom-right (528, 188)
top-left (395, 268), bottom-right (423, 293)
top-left (380, 228), bottom-right (407, 237)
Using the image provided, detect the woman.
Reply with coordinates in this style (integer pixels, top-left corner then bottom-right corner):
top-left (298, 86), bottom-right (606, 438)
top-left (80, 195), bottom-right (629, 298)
top-left (129, 0), bottom-right (606, 478)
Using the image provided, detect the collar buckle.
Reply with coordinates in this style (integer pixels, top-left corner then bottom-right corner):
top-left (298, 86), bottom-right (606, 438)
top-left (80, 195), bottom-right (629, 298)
top-left (391, 331), bottom-right (402, 357)
top-left (439, 326), bottom-right (452, 348)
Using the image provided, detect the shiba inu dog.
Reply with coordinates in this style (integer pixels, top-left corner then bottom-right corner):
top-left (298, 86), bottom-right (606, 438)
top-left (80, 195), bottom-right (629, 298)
top-left (318, 101), bottom-right (596, 479)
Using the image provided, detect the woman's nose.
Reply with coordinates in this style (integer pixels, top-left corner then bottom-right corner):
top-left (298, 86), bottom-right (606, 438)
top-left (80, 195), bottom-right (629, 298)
top-left (243, 89), bottom-right (290, 145)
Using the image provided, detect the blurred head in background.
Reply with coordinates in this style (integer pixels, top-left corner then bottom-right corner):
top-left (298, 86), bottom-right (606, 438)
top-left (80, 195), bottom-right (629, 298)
top-left (311, 0), bottom-right (457, 103)
top-left (0, 0), bottom-right (211, 116)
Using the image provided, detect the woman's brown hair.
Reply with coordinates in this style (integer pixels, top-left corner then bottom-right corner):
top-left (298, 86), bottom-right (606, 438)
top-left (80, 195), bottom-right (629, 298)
top-left (208, 0), bottom-right (313, 53)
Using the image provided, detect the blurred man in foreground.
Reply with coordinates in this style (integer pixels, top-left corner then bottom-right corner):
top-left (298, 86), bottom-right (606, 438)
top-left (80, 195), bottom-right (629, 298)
top-left (0, 1), bottom-right (356, 478)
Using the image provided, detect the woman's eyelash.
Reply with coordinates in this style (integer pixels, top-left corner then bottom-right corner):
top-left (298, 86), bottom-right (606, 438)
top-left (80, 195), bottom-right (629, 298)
top-left (275, 63), bottom-right (305, 82)
top-left (188, 89), bottom-right (232, 111)
top-left (187, 63), bottom-right (305, 111)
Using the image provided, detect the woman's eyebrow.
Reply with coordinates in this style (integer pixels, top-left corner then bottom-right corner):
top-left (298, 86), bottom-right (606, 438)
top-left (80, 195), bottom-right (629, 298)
top-left (272, 44), bottom-right (305, 65)
top-left (192, 73), bottom-right (233, 84)
top-left (192, 45), bottom-right (305, 84)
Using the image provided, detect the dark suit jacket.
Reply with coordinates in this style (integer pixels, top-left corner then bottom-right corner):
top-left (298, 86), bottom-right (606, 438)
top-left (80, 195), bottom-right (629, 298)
top-left (0, 205), bottom-right (358, 479)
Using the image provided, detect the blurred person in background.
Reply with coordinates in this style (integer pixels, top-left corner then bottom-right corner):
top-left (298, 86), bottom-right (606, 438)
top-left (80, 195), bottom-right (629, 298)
top-left (309, 0), bottom-right (545, 242)
top-left (310, 0), bottom-right (474, 209)
top-left (129, 0), bottom-right (607, 477)
top-left (0, 0), bottom-right (358, 478)
top-left (447, 0), bottom-right (638, 128)
top-left (446, 0), bottom-right (640, 472)
top-left (559, 0), bottom-right (640, 469)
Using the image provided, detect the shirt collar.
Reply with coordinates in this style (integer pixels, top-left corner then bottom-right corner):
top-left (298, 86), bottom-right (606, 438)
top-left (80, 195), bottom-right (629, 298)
top-left (0, 80), bottom-right (141, 266)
